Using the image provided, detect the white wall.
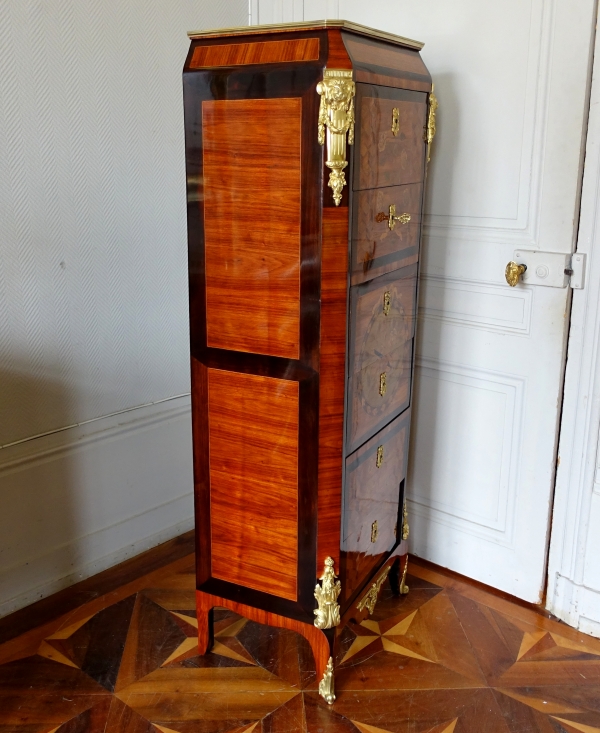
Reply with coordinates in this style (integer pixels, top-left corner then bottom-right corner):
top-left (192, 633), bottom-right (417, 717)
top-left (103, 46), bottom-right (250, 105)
top-left (0, 0), bottom-right (247, 618)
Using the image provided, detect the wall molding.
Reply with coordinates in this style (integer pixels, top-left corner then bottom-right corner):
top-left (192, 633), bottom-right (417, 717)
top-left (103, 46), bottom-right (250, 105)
top-left (409, 357), bottom-right (525, 547)
top-left (0, 395), bottom-right (191, 474)
top-left (425, 0), bottom-right (553, 242)
top-left (0, 396), bottom-right (194, 619)
top-left (0, 496), bottom-right (193, 620)
top-left (419, 274), bottom-right (533, 336)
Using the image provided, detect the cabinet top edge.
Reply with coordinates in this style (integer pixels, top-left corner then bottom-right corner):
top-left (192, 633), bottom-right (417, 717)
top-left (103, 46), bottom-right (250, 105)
top-left (187, 20), bottom-right (424, 51)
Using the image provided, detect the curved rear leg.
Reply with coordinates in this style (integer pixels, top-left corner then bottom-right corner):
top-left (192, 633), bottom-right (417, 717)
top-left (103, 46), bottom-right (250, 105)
top-left (196, 590), bottom-right (215, 654)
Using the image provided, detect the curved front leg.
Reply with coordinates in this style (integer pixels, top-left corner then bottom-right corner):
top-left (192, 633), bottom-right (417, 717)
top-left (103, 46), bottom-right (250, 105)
top-left (195, 590), bottom-right (337, 704)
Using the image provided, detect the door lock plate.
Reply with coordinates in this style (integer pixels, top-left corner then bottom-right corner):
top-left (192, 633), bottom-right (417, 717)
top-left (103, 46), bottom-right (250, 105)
top-left (513, 250), bottom-right (570, 288)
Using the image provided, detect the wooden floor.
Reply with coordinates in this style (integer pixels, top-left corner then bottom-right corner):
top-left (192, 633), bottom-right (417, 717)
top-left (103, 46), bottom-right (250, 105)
top-left (1, 544), bottom-right (600, 732)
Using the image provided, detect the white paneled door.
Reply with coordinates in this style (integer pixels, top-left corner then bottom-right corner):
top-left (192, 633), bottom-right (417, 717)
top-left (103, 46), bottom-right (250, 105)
top-left (251, 0), bottom-right (597, 601)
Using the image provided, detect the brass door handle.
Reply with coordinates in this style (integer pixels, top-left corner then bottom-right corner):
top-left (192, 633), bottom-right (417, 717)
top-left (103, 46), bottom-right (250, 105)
top-left (376, 204), bottom-right (411, 231)
top-left (505, 261), bottom-right (527, 287)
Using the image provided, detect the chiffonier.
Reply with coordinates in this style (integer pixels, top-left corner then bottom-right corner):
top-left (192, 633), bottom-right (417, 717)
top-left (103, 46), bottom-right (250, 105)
top-left (183, 19), bottom-right (435, 704)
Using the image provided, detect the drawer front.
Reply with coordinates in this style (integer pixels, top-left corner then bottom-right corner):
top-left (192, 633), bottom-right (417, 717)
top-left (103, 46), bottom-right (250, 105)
top-left (351, 183), bottom-right (422, 285)
top-left (354, 84), bottom-right (428, 191)
top-left (341, 409), bottom-right (410, 603)
top-left (347, 265), bottom-right (418, 454)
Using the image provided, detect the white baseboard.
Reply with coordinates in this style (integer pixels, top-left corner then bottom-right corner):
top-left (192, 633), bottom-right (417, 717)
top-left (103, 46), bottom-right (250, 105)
top-left (547, 574), bottom-right (600, 638)
top-left (0, 396), bottom-right (195, 619)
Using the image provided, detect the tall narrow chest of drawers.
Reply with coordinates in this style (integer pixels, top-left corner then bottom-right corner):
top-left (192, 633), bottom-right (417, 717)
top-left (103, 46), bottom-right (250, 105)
top-left (183, 19), bottom-right (435, 704)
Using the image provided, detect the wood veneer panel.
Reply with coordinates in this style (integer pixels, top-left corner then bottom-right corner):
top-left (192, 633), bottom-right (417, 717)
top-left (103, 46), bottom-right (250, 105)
top-left (347, 37), bottom-right (428, 76)
top-left (207, 369), bottom-right (299, 601)
top-left (351, 183), bottom-right (422, 285)
top-left (190, 38), bottom-right (320, 68)
top-left (343, 32), bottom-right (432, 92)
top-left (317, 208), bottom-right (349, 574)
top-left (203, 98), bottom-right (301, 359)
top-left (347, 265), bottom-right (418, 453)
top-left (326, 29), bottom-right (353, 69)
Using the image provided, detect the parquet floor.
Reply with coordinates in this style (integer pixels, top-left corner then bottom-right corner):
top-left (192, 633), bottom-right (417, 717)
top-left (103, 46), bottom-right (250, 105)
top-left (1, 552), bottom-right (600, 733)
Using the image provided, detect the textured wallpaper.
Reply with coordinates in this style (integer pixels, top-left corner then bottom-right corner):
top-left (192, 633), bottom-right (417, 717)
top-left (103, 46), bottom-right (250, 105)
top-left (0, 0), bottom-right (247, 446)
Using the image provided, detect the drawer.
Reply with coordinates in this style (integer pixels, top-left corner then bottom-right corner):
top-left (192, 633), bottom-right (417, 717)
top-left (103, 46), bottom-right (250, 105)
top-left (351, 182), bottom-right (423, 285)
top-left (346, 265), bottom-right (417, 454)
top-left (353, 84), bottom-right (428, 191)
top-left (341, 409), bottom-right (411, 603)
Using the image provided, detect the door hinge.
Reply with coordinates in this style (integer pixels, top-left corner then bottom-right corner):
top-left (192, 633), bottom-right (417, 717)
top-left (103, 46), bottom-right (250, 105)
top-left (512, 250), bottom-right (586, 289)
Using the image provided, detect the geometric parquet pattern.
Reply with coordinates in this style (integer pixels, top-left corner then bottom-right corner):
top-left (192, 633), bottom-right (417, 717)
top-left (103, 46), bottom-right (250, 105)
top-left (1, 555), bottom-right (600, 732)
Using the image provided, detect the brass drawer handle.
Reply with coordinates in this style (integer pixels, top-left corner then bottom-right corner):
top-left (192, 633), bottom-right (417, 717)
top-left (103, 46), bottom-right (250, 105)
top-left (392, 107), bottom-right (400, 136)
top-left (376, 204), bottom-right (411, 231)
top-left (371, 520), bottom-right (379, 543)
top-left (383, 291), bottom-right (391, 316)
top-left (376, 445), bottom-right (384, 468)
top-left (379, 372), bottom-right (387, 396)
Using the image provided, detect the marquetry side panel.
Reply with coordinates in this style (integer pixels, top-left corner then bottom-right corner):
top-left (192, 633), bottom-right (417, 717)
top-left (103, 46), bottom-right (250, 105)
top-left (355, 90), bottom-right (428, 191)
top-left (317, 208), bottom-right (349, 574)
top-left (207, 369), bottom-right (299, 601)
top-left (342, 410), bottom-right (410, 603)
top-left (203, 98), bottom-right (301, 359)
top-left (347, 265), bottom-right (418, 453)
top-left (351, 182), bottom-right (422, 285)
top-left (190, 38), bottom-right (320, 68)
